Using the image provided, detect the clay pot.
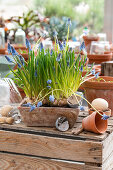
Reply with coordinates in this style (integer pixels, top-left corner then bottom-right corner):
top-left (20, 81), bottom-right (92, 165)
top-left (0, 48), bottom-right (5, 54)
top-left (82, 76), bottom-right (113, 115)
top-left (18, 87), bottom-right (26, 99)
top-left (87, 52), bottom-right (112, 64)
top-left (89, 108), bottom-right (111, 116)
top-left (82, 111), bottom-right (108, 134)
top-left (20, 53), bottom-right (28, 61)
top-left (82, 64), bottom-right (101, 77)
top-left (19, 106), bottom-right (79, 128)
top-left (83, 36), bottom-right (99, 53)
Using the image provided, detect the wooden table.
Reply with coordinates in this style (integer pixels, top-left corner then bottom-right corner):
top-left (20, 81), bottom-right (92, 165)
top-left (0, 109), bottom-right (113, 170)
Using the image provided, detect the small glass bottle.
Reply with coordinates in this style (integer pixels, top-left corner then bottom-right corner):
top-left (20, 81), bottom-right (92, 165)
top-left (15, 28), bottom-right (26, 45)
top-left (0, 79), bottom-right (10, 106)
top-left (0, 28), bottom-right (5, 49)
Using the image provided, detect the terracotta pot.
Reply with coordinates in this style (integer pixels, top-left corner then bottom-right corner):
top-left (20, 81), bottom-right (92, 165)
top-left (82, 76), bottom-right (113, 115)
top-left (82, 64), bottom-right (101, 77)
top-left (87, 52), bottom-right (112, 64)
top-left (12, 44), bottom-right (27, 53)
top-left (18, 106), bottom-right (79, 128)
top-left (0, 48), bottom-right (6, 54)
top-left (18, 88), bottom-right (26, 99)
top-left (89, 108), bottom-right (111, 116)
top-left (83, 36), bottom-right (99, 53)
top-left (82, 111), bottom-right (108, 134)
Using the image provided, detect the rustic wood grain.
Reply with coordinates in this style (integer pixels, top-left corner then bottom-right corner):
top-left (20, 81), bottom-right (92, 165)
top-left (102, 151), bottom-right (113, 170)
top-left (0, 130), bottom-right (102, 164)
top-left (103, 131), bottom-right (113, 163)
top-left (0, 152), bottom-right (102, 170)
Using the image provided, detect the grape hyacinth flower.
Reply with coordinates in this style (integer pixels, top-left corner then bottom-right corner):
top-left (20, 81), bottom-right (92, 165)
top-left (67, 18), bottom-right (72, 27)
top-left (39, 42), bottom-right (43, 51)
top-left (56, 53), bottom-right (62, 62)
top-left (26, 38), bottom-right (31, 52)
top-left (47, 79), bottom-right (52, 84)
top-left (11, 46), bottom-right (18, 56)
top-left (80, 65), bottom-right (83, 72)
top-left (22, 103), bottom-right (31, 107)
top-left (5, 55), bottom-right (13, 63)
top-left (34, 70), bottom-right (37, 77)
top-left (17, 63), bottom-right (22, 68)
top-left (80, 42), bottom-right (85, 51)
top-left (53, 30), bottom-right (58, 38)
top-left (30, 105), bottom-right (36, 112)
top-left (37, 101), bottom-right (42, 108)
top-left (7, 43), bottom-right (12, 54)
top-left (80, 106), bottom-right (85, 111)
top-left (59, 41), bottom-right (64, 51)
top-left (18, 55), bottom-right (25, 66)
top-left (50, 49), bottom-right (53, 56)
top-left (101, 114), bottom-right (110, 120)
top-left (49, 95), bottom-right (55, 103)
top-left (63, 39), bottom-right (66, 47)
top-left (95, 72), bottom-right (99, 79)
top-left (91, 69), bottom-right (95, 75)
top-left (47, 85), bottom-right (51, 89)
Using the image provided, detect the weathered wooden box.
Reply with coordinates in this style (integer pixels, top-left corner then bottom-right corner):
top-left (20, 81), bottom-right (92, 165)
top-left (0, 110), bottom-right (112, 169)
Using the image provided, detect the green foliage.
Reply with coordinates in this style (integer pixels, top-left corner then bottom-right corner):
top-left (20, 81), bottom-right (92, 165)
top-left (10, 9), bottom-right (40, 34)
top-left (34, 0), bottom-right (104, 35)
top-left (42, 17), bottom-right (76, 41)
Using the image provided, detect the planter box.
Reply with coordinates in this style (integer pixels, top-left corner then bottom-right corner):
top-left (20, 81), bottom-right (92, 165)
top-left (19, 106), bottom-right (79, 128)
top-left (0, 109), bottom-right (113, 169)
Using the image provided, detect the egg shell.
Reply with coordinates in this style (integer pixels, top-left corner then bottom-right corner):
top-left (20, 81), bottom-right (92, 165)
top-left (6, 117), bottom-right (14, 124)
top-left (0, 117), bottom-right (7, 123)
top-left (0, 105), bottom-right (13, 117)
top-left (91, 98), bottom-right (108, 111)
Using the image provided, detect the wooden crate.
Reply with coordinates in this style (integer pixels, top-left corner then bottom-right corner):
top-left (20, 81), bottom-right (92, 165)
top-left (0, 109), bottom-right (113, 169)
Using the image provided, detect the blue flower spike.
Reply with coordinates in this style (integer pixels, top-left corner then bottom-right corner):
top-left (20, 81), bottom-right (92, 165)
top-left (7, 43), bottom-right (12, 54)
top-left (47, 85), bottom-right (51, 89)
top-left (80, 106), bottom-right (85, 111)
top-left (53, 31), bottom-right (58, 38)
top-left (11, 46), bottom-right (18, 56)
top-left (67, 18), bottom-right (72, 27)
top-left (37, 101), bottom-right (42, 108)
top-left (47, 79), bottom-right (52, 84)
top-left (39, 42), bottom-right (43, 51)
top-left (80, 65), bottom-right (83, 72)
top-left (91, 69), bottom-right (95, 75)
top-left (22, 102), bottom-right (31, 107)
top-left (17, 63), bottom-right (22, 68)
top-left (101, 114), bottom-right (110, 120)
top-left (59, 41), bottom-right (64, 51)
top-left (49, 95), bottom-right (55, 103)
top-left (19, 55), bottom-right (25, 66)
top-left (95, 72), bottom-right (99, 79)
top-left (30, 104), bottom-right (36, 112)
top-left (80, 42), bottom-right (85, 51)
top-left (5, 55), bottom-right (13, 63)
top-left (26, 38), bottom-right (31, 52)
top-left (56, 53), bottom-right (62, 62)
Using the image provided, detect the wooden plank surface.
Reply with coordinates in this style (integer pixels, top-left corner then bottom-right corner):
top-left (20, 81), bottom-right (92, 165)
top-left (0, 108), bottom-right (112, 142)
top-left (103, 131), bottom-right (113, 163)
top-left (102, 151), bottom-right (113, 170)
top-left (0, 152), bottom-right (101, 170)
top-left (0, 130), bottom-right (102, 164)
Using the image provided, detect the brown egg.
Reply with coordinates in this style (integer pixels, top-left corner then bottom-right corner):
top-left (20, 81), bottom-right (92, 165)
top-left (0, 105), bottom-right (13, 117)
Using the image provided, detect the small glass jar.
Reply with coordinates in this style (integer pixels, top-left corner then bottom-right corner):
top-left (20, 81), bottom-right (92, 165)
top-left (90, 41), bottom-right (110, 54)
top-left (0, 79), bottom-right (10, 106)
top-left (0, 28), bottom-right (5, 49)
top-left (15, 28), bottom-right (26, 45)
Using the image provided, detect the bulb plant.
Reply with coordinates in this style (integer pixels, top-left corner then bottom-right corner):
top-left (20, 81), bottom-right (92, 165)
top-left (5, 18), bottom-right (110, 121)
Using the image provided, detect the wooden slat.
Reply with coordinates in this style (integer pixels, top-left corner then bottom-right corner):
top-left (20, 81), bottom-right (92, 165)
top-left (103, 131), bottom-right (113, 163)
top-left (102, 151), bottom-right (113, 170)
top-left (0, 130), bottom-right (102, 164)
top-left (0, 152), bottom-right (101, 170)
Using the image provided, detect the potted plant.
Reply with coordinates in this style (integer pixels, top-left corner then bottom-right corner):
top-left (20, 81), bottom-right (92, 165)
top-left (5, 19), bottom-right (110, 131)
top-left (82, 76), bottom-right (113, 116)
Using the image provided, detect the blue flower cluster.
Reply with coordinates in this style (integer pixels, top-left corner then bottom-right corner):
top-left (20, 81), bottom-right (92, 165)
top-left (101, 114), bottom-right (110, 120)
